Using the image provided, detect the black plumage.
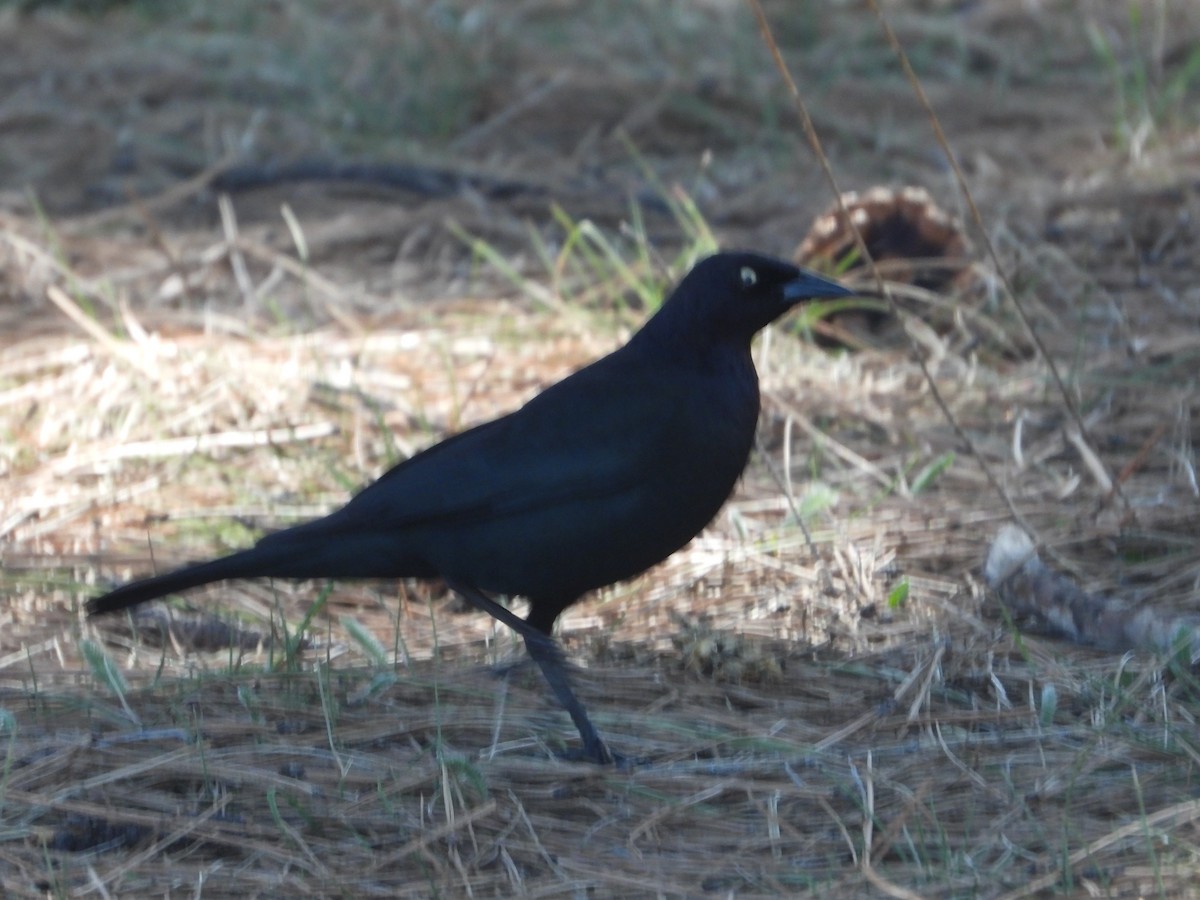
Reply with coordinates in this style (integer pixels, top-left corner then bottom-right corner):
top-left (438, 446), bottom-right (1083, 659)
top-left (88, 251), bottom-right (850, 763)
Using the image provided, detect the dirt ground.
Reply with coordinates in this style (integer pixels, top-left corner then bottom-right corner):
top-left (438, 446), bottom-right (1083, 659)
top-left (2, 2), bottom-right (1200, 897)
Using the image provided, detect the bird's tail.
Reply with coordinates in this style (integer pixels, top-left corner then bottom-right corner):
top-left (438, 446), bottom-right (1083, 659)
top-left (87, 540), bottom-right (319, 616)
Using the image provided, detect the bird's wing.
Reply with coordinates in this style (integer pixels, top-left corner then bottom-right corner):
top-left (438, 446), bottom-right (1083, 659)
top-left (279, 349), bottom-right (696, 537)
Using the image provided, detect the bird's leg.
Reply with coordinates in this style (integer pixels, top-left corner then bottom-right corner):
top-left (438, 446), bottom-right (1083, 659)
top-left (444, 579), bottom-right (613, 765)
top-left (520, 630), bottom-right (613, 765)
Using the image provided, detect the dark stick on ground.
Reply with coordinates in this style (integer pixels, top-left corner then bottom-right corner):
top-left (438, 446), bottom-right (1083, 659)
top-left (87, 251), bottom-right (851, 764)
top-left (985, 524), bottom-right (1200, 660)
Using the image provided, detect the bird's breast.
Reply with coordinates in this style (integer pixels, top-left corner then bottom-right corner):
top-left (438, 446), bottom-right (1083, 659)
top-left (414, 348), bottom-right (763, 601)
top-left (662, 360), bottom-right (759, 505)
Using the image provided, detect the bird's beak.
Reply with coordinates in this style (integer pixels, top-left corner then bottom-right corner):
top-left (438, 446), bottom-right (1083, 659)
top-left (782, 269), bottom-right (853, 303)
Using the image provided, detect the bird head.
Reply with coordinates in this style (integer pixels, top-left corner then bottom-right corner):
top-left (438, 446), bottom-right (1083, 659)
top-left (647, 252), bottom-right (852, 350)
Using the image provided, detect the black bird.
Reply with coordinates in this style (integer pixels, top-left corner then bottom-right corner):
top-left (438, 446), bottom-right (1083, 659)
top-left (87, 252), bottom-right (850, 763)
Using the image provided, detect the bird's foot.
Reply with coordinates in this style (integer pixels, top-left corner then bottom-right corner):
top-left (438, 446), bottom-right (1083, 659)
top-left (552, 740), bottom-right (649, 769)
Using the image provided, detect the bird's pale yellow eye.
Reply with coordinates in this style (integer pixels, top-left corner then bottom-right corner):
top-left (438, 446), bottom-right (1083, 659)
top-left (739, 266), bottom-right (757, 288)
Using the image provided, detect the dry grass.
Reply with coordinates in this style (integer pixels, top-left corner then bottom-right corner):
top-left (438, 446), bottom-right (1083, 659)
top-left (4, 635), bottom-right (1200, 896)
top-left (2, 1), bottom-right (1200, 897)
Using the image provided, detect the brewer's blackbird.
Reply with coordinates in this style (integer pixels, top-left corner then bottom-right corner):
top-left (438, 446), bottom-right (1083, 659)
top-left (87, 251), bottom-right (850, 763)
